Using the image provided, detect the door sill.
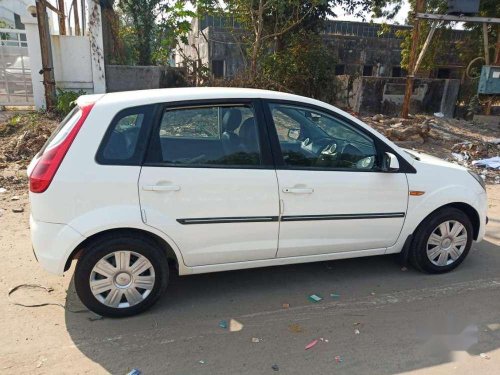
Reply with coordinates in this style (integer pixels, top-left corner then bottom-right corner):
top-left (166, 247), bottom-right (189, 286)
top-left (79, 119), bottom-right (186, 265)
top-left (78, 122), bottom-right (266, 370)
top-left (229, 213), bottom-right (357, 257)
top-left (181, 248), bottom-right (386, 275)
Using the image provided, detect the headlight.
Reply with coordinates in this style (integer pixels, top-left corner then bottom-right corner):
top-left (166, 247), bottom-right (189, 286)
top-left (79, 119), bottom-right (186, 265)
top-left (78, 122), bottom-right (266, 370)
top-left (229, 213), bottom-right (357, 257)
top-left (468, 170), bottom-right (486, 190)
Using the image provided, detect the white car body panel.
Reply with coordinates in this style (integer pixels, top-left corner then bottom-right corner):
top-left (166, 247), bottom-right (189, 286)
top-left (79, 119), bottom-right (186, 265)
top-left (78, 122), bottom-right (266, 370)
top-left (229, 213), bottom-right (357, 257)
top-left (139, 167), bottom-right (280, 266)
top-left (27, 88), bottom-right (487, 277)
top-left (275, 170), bottom-right (408, 257)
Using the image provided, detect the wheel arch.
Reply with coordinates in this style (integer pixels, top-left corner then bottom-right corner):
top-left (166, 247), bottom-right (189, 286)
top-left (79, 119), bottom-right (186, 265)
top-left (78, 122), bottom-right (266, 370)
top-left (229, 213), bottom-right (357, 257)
top-left (418, 202), bottom-right (480, 240)
top-left (64, 227), bottom-right (180, 272)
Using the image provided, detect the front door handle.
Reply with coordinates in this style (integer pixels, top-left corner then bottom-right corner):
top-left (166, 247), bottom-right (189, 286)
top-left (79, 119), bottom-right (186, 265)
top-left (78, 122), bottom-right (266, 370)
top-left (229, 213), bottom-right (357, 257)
top-left (282, 187), bottom-right (314, 194)
top-left (142, 185), bottom-right (181, 192)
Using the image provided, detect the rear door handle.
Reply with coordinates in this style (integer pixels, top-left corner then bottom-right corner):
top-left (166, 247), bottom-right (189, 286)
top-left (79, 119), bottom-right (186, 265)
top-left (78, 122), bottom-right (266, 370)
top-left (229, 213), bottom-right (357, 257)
top-left (282, 187), bottom-right (314, 194)
top-left (142, 185), bottom-right (181, 192)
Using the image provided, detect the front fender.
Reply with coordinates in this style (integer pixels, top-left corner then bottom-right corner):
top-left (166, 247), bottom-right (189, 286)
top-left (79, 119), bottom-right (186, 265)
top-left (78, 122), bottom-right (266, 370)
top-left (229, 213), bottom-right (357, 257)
top-left (387, 181), bottom-right (487, 254)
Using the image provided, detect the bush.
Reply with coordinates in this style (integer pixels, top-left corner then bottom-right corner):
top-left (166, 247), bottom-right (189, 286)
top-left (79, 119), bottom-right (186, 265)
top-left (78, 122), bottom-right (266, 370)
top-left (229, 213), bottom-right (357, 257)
top-left (55, 88), bottom-right (86, 117)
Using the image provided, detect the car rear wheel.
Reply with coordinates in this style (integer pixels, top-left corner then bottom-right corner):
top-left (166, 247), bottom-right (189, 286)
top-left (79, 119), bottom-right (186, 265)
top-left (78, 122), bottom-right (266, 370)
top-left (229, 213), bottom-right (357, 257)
top-left (74, 235), bottom-right (169, 317)
top-left (410, 207), bottom-right (473, 274)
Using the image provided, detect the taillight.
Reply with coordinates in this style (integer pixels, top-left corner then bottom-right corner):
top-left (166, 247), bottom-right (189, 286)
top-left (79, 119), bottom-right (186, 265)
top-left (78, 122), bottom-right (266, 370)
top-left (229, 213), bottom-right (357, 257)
top-left (29, 103), bottom-right (94, 193)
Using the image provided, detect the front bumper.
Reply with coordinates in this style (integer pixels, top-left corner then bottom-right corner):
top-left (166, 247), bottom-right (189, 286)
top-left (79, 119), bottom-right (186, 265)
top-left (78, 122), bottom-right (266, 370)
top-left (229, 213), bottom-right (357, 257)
top-left (30, 215), bottom-right (86, 275)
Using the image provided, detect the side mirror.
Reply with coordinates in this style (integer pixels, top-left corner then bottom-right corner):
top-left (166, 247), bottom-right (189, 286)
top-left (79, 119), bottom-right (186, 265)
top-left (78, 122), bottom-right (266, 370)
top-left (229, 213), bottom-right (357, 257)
top-left (288, 128), bottom-right (300, 140)
top-left (383, 152), bottom-right (399, 172)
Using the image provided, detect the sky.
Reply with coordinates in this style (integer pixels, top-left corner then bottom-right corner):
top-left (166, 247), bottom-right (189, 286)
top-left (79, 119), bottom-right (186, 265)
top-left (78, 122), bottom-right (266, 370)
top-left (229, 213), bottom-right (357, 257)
top-left (333, 1), bottom-right (411, 25)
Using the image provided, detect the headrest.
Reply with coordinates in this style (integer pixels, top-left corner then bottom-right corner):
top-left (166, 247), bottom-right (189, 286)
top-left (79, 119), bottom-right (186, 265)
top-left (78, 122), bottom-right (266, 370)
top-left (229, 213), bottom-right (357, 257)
top-left (222, 108), bottom-right (242, 132)
top-left (239, 117), bottom-right (256, 140)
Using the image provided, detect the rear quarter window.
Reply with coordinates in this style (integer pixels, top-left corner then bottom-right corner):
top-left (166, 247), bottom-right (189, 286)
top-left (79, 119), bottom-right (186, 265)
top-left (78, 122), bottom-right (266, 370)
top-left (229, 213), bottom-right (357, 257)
top-left (96, 105), bottom-right (155, 165)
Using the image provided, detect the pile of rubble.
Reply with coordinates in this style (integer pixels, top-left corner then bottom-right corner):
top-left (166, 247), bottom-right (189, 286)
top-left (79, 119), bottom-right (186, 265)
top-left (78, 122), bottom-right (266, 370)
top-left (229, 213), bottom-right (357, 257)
top-left (0, 112), bottom-right (59, 168)
top-left (363, 113), bottom-right (500, 184)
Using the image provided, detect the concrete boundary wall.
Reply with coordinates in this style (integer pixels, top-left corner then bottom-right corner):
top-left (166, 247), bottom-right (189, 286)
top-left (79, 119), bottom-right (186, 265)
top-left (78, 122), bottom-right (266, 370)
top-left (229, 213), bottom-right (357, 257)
top-left (105, 65), bottom-right (163, 92)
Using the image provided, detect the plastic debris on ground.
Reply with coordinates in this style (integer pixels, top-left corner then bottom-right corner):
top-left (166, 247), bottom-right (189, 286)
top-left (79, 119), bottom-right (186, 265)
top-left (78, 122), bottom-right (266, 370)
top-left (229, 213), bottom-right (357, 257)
top-left (480, 353), bottom-right (490, 360)
top-left (251, 337), bottom-right (261, 343)
top-left (319, 337), bottom-right (329, 343)
top-left (126, 369), bottom-right (141, 375)
top-left (282, 303), bottom-right (290, 309)
top-left (289, 323), bottom-right (303, 333)
top-left (198, 360), bottom-right (205, 364)
top-left (0, 187), bottom-right (6, 193)
top-left (354, 329), bottom-right (360, 335)
top-left (335, 355), bottom-right (344, 364)
top-left (271, 364), bottom-right (279, 371)
top-left (229, 318), bottom-right (243, 332)
top-left (330, 293), bottom-right (340, 299)
top-left (218, 320), bottom-right (228, 329)
top-left (473, 157), bottom-right (500, 170)
top-left (308, 294), bottom-right (323, 303)
top-left (305, 339), bottom-right (319, 350)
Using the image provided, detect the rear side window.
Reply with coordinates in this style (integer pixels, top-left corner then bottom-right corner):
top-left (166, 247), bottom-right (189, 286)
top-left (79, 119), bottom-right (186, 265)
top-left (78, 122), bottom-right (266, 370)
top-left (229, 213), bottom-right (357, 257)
top-left (96, 105), bottom-right (154, 165)
top-left (146, 104), bottom-right (263, 167)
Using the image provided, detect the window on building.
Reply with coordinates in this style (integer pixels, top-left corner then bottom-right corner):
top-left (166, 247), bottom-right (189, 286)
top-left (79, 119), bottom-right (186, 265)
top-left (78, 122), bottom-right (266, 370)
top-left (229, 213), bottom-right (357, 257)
top-left (212, 60), bottom-right (225, 78)
top-left (437, 68), bottom-right (451, 79)
top-left (335, 64), bottom-right (345, 75)
top-left (362, 65), bottom-right (373, 76)
top-left (392, 66), bottom-right (403, 77)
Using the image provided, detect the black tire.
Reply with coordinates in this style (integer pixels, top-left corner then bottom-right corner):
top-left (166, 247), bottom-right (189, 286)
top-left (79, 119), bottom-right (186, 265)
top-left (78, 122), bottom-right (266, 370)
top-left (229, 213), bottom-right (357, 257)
top-left (74, 235), bottom-right (169, 318)
top-left (410, 207), bottom-right (473, 274)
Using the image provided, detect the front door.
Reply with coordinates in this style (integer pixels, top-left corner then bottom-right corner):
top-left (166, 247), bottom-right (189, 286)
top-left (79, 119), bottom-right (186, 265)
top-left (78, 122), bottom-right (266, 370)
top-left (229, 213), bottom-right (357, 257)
top-left (265, 101), bottom-right (409, 257)
top-left (139, 100), bottom-right (279, 267)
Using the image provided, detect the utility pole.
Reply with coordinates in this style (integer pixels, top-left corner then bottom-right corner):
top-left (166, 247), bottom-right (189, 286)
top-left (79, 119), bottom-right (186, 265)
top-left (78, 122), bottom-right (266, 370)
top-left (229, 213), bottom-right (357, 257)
top-left (35, 0), bottom-right (57, 110)
top-left (401, 0), bottom-right (425, 119)
top-left (57, 0), bottom-right (66, 35)
top-left (73, 0), bottom-right (81, 36)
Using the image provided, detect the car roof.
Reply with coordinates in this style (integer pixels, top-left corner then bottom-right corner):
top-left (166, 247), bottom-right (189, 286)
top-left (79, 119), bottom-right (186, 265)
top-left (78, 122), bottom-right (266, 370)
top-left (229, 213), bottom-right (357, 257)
top-left (92, 87), bottom-right (322, 108)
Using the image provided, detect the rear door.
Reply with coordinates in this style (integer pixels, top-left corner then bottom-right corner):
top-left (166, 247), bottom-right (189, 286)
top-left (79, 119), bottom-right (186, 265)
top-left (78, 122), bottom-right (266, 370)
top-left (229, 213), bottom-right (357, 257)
top-left (264, 101), bottom-right (409, 258)
top-left (139, 99), bottom-right (280, 267)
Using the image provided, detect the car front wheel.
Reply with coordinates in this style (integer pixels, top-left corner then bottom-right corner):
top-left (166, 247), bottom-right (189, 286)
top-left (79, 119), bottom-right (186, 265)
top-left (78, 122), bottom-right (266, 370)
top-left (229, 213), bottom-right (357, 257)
top-left (74, 235), bottom-right (169, 317)
top-left (410, 207), bottom-right (473, 273)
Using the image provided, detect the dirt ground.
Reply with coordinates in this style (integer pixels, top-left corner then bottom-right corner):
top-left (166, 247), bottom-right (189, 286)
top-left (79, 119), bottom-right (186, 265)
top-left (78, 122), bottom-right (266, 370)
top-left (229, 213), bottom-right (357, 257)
top-left (1, 110), bottom-right (500, 374)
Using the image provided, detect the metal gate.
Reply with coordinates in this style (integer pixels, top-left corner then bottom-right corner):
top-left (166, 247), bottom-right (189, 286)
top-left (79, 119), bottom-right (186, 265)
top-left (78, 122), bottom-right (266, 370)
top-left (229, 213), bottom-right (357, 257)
top-left (0, 28), bottom-right (33, 106)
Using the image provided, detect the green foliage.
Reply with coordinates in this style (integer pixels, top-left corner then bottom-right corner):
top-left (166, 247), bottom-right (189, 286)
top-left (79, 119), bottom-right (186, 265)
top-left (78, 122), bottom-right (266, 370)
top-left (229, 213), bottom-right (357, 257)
top-left (55, 89), bottom-right (85, 117)
top-left (261, 32), bottom-right (340, 103)
top-left (399, 0), bottom-right (499, 72)
top-left (117, 0), bottom-right (195, 65)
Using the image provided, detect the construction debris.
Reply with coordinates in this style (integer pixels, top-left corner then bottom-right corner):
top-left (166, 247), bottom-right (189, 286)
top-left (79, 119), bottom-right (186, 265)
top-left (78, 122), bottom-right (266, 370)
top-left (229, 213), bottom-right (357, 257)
top-left (308, 294), bottom-right (323, 303)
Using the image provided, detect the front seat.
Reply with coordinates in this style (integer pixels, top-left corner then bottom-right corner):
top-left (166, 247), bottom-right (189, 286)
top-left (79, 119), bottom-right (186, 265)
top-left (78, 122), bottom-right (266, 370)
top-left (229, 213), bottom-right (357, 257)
top-left (239, 117), bottom-right (259, 153)
top-left (221, 109), bottom-right (242, 155)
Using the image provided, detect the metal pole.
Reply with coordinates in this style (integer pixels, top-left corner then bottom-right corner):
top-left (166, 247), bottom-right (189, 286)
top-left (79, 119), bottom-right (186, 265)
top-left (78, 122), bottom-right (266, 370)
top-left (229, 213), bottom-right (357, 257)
top-left (402, 0), bottom-right (425, 119)
top-left (57, 0), bottom-right (66, 35)
top-left (35, 0), bottom-right (57, 110)
top-left (413, 21), bottom-right (439, 76)
top-left (482, 23), bottom-right (490, 65)
top-left (73, 0), bottom-right (81, 36)
top-left (495, 25), bottom-right (500, 64)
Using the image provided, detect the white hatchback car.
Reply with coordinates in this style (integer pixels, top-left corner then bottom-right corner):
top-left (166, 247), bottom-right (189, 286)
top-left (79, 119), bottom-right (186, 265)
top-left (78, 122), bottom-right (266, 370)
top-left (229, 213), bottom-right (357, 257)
top-left (29, 88), bottom-right (487, 317)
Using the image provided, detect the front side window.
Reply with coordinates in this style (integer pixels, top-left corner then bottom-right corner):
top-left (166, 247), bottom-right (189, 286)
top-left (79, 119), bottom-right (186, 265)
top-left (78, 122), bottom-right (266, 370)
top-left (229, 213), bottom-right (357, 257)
top-left (269, 103), bottom-right (378, 170)
top-left (150, 104), bottom-right (262, 167)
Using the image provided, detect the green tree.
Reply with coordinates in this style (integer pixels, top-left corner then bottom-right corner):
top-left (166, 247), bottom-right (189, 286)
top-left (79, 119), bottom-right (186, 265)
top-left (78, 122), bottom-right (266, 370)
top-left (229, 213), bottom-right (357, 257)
top-left (117, 0), bottom-right (194, 65)
top-left (203, 0), bottom-right (403, 78)
top-left (398, 0), bottom-right (499, 72)
top-left (261, 31), bottom-right (339, 102)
